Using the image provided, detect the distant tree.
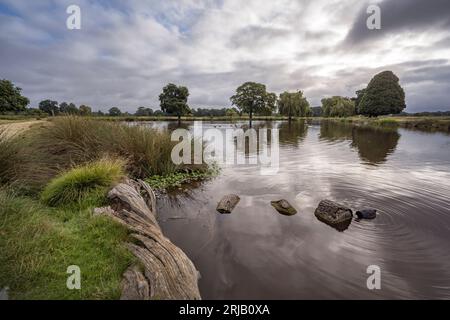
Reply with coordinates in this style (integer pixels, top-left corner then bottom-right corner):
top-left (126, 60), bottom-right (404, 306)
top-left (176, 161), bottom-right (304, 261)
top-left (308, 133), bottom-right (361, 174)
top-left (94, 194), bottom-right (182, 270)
top-left (159, 83), bottom-right (190, 120)
top-left (230, 82), bottom-right (276, 123)
top-left (154, 110), bottom-right (164, 117)
top-left (135, 106), bottom-right (153, 116)
top-left (358, 71), bottom-right (406, 117)
top-left (108, 107), bottom-right (122, 116)
top-left (225, 108), bottom-right (238, 118)
top-left (79, 105), bottom-right (92, 116)
top-left (59, 102), bottom-right (79, 114)
top-left (0, 79), bottom-right (29, 113)
top-left (321, 96), bottom-right (355, 117)
top-left (278, 91), bottom-right (310, 121)
top-left (39, 100), bottom-right (59, 116)
top-left (310, 106), bottom-right (323, 117)
top-left (353, 88), bottom-right (367, 114)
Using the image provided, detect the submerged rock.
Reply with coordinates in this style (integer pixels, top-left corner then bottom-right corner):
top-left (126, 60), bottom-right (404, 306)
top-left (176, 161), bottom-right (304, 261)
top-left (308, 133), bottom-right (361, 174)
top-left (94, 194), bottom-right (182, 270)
top-left (216, 194), bottom-right (240, 214)
top-left (356, 209), bottom-right (377, 220)
top-left (314, 200), bottom-right (353, 231)
top-left (271, 199), bottom-right (297, 216)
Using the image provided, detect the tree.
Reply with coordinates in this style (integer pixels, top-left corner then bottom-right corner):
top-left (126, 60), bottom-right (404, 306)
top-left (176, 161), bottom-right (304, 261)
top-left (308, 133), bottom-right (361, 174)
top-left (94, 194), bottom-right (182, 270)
top-left (39, 100), bottom-right (59, 116)
top-left (278, 91), bottom-right (310, 121)
top-left (59, 102), bottom-right (78, 114)
top-left (358, 71), bottom-right (405, 117)
top-left (353, 88), bottom-right (367, 114)
top-left (230, 82), bottom-right (276, 123)
top-left (108, 107), bottom-right (122, 116)
top-left (225, 108), bottom-right (238, 118)
top-left (0, 79), bottom-right (29, 113)
top-left (159, 83), bottom-right (190, 120)
top-left (79, 105), bottom-right (92, 116)
top-left (135, 107), bottom-right (153, 116)
top-left (321, 96), bottom-right (355, 117)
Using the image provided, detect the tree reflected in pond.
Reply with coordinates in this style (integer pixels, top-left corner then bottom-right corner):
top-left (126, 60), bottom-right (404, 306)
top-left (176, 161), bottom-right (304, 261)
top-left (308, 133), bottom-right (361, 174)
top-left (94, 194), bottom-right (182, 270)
top-left (319, 120), bottom-right (400, 165)
top-left (278, 120), bottom-right (309, 146)
top-left (351, 126), bottom-right (400, 165)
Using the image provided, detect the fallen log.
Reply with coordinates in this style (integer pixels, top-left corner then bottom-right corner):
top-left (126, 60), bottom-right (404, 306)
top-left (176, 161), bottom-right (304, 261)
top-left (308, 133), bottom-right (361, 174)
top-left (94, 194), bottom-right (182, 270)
top-left (95, 178), bottom-right (201, 300)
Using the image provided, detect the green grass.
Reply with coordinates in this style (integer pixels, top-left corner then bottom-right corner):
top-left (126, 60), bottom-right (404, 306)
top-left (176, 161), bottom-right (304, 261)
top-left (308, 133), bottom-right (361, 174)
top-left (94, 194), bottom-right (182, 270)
top-left (146, 166), bottom-right (219, 191)
top-left (0, 129), bottom-right (21, 185)
top-left (41, 158), bottom-right (125, 208)
top-left (0, 190), bottom-right (134, 300)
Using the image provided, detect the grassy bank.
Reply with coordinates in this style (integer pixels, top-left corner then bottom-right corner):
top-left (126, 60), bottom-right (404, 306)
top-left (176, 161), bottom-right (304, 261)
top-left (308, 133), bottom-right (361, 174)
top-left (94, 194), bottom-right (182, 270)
top-left (0, 117), bottom-right (213, 299)
top-left (315, 116), bottom-right (450, 132)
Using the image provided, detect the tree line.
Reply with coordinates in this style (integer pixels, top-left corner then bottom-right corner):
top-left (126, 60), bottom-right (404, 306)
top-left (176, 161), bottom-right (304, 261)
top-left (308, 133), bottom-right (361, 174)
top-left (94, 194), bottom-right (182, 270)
top-left (1, 70), bottom-right (407, 119)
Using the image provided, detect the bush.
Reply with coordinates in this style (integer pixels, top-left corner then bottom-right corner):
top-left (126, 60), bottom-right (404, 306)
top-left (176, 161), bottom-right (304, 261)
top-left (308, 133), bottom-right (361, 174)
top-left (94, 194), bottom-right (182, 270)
top-left (41, 158), bottom-right (125, 207)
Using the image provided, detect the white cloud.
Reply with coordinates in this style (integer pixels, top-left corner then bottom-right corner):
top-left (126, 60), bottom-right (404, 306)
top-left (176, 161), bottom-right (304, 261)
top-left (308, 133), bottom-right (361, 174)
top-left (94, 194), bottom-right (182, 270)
top-left (0, 0), bottom-right (449, 112)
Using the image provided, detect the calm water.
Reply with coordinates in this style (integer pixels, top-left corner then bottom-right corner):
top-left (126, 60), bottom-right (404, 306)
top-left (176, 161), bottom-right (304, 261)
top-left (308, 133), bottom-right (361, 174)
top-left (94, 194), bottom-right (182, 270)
top-left (145, 120), bottom-right (450, 299)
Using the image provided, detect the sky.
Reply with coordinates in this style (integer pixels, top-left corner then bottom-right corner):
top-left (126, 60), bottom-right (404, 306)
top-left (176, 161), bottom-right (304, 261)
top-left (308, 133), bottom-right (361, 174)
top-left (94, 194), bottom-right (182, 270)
top-left (0, 0), bottom-right (450, 113)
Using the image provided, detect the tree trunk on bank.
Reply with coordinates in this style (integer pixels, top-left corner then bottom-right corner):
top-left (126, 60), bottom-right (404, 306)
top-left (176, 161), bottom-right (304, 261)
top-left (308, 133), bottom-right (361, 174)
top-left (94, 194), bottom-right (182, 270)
top-left (95, 178), bottom-right (201, 300)
top-left (249, 108), bottom-right (253, 128)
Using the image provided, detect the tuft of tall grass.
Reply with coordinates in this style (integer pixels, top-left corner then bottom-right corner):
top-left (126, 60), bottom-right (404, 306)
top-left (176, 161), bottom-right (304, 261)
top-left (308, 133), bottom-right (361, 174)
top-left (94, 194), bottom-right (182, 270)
top-left (35, 117), bottom-right (178, 179)
top-left (0, 129), bottom-right (21, 185)
top-left (41, 157), bottom-right (125, 208)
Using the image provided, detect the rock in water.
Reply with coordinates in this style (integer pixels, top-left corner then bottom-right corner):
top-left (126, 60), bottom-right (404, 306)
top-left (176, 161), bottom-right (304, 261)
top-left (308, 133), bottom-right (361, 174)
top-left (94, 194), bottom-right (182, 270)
top-left (314, 200), bottom-right (353, 231)
top-left (217, 194), bottom-right (240, 214)
top-left (271, 199), bottom-right (297, 216)
top-left (356, 209), bottom-right (377, 219)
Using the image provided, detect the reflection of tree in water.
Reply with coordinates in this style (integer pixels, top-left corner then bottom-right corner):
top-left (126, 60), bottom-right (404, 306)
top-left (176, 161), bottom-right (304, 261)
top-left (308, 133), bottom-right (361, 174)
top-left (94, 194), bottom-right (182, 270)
top-left (319, 120), bottom-right (354, 141)
top-left (278, 120), bottom-right (309, 146)
top-left (167, 121), bottom-right (190, 131)
top-left (351, 126), bottom-right (400, 165)
top-left (319, 121), bottom-right (400, 165)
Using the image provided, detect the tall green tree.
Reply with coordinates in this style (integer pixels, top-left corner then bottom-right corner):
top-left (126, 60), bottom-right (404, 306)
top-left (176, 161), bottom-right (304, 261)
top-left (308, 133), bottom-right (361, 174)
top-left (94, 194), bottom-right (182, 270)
top-left (321, 96), bottom-right (355, 117)
top-left (159, 83), bottom-right (190, 120)
top-left (0, 79), bottom-right (29, 113)
top-left (358, 71), bottom-right (405, 117)
top-left (39, 100), bottom-right (59, 116)
top-left (108, 107), bottom-right (122, 116)
top-left (230, 82), bottom-right (276, 123)
top-left (353, 88), bottom-right (367, 114)
top-left (278, 91), bottom-right (310, 121)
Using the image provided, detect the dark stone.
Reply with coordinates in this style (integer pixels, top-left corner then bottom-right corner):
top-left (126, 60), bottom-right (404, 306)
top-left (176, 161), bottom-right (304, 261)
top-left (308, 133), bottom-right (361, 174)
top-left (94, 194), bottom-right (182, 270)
top-left (271, 199), bottom-right (297, 216)
top-left (356, 209), bottom-right (377, 219)
top-left (216, 194), bottom-right (240, 214)
top-left (314, 200), bottom-right (353, 232)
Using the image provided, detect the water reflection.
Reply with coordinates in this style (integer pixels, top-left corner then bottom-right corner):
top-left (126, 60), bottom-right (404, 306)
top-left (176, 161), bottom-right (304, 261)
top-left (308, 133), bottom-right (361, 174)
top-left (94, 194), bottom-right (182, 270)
top-left (320, 121), bottom-right (400, 165)
top-left (152, 120), bottom-right (450, 299)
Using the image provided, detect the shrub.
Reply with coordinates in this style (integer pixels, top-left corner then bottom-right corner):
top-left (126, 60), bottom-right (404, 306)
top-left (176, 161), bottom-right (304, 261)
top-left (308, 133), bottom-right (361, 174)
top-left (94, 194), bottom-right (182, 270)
top-left (41, 157), bottom-right (125, 207)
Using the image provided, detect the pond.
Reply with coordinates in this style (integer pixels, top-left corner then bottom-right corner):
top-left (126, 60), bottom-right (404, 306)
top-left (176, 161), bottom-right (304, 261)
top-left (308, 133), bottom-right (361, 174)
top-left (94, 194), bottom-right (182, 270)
top-left (143, 120), bottom-right (450, 299)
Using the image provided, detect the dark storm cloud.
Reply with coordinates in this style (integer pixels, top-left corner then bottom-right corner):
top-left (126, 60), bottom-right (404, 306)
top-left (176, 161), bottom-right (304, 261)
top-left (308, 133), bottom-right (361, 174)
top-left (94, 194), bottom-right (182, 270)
top-left (345, 0), bottom-right (450, 45)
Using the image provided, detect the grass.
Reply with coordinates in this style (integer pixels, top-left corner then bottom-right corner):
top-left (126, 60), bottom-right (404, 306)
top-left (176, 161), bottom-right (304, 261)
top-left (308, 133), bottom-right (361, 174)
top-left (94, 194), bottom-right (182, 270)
top-left (0, 189), bottom-right (134, 300)
top-left (146, 166), bottom-right (219, 191)
top-left (41, 158), bottom-right (125, 208)
top-left (35, 117), bottom-right (178, 179)
top-left (0, 129), bottom-right (21, 185)
top-left (0, 116), bottom-right (215, 299)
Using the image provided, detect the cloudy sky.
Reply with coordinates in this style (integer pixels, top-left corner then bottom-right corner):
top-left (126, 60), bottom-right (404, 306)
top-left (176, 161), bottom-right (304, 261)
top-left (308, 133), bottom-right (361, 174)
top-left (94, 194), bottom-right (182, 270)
top-left (1, 0), bottom-right (450, 113)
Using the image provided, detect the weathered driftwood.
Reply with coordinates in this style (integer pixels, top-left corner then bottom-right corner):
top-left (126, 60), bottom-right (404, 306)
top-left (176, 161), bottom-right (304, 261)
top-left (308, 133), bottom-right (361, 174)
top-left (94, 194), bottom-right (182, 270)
top-left (96, 178), bottom-right (201, 300)
top-left (314, 200), bottom-right (353, 232)
top-left (216, 194), bottom-right (240, 214)
top-left (356, 208), bottom-right (377, 220)
top-left (271, 199), bottom-right (297, 216)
